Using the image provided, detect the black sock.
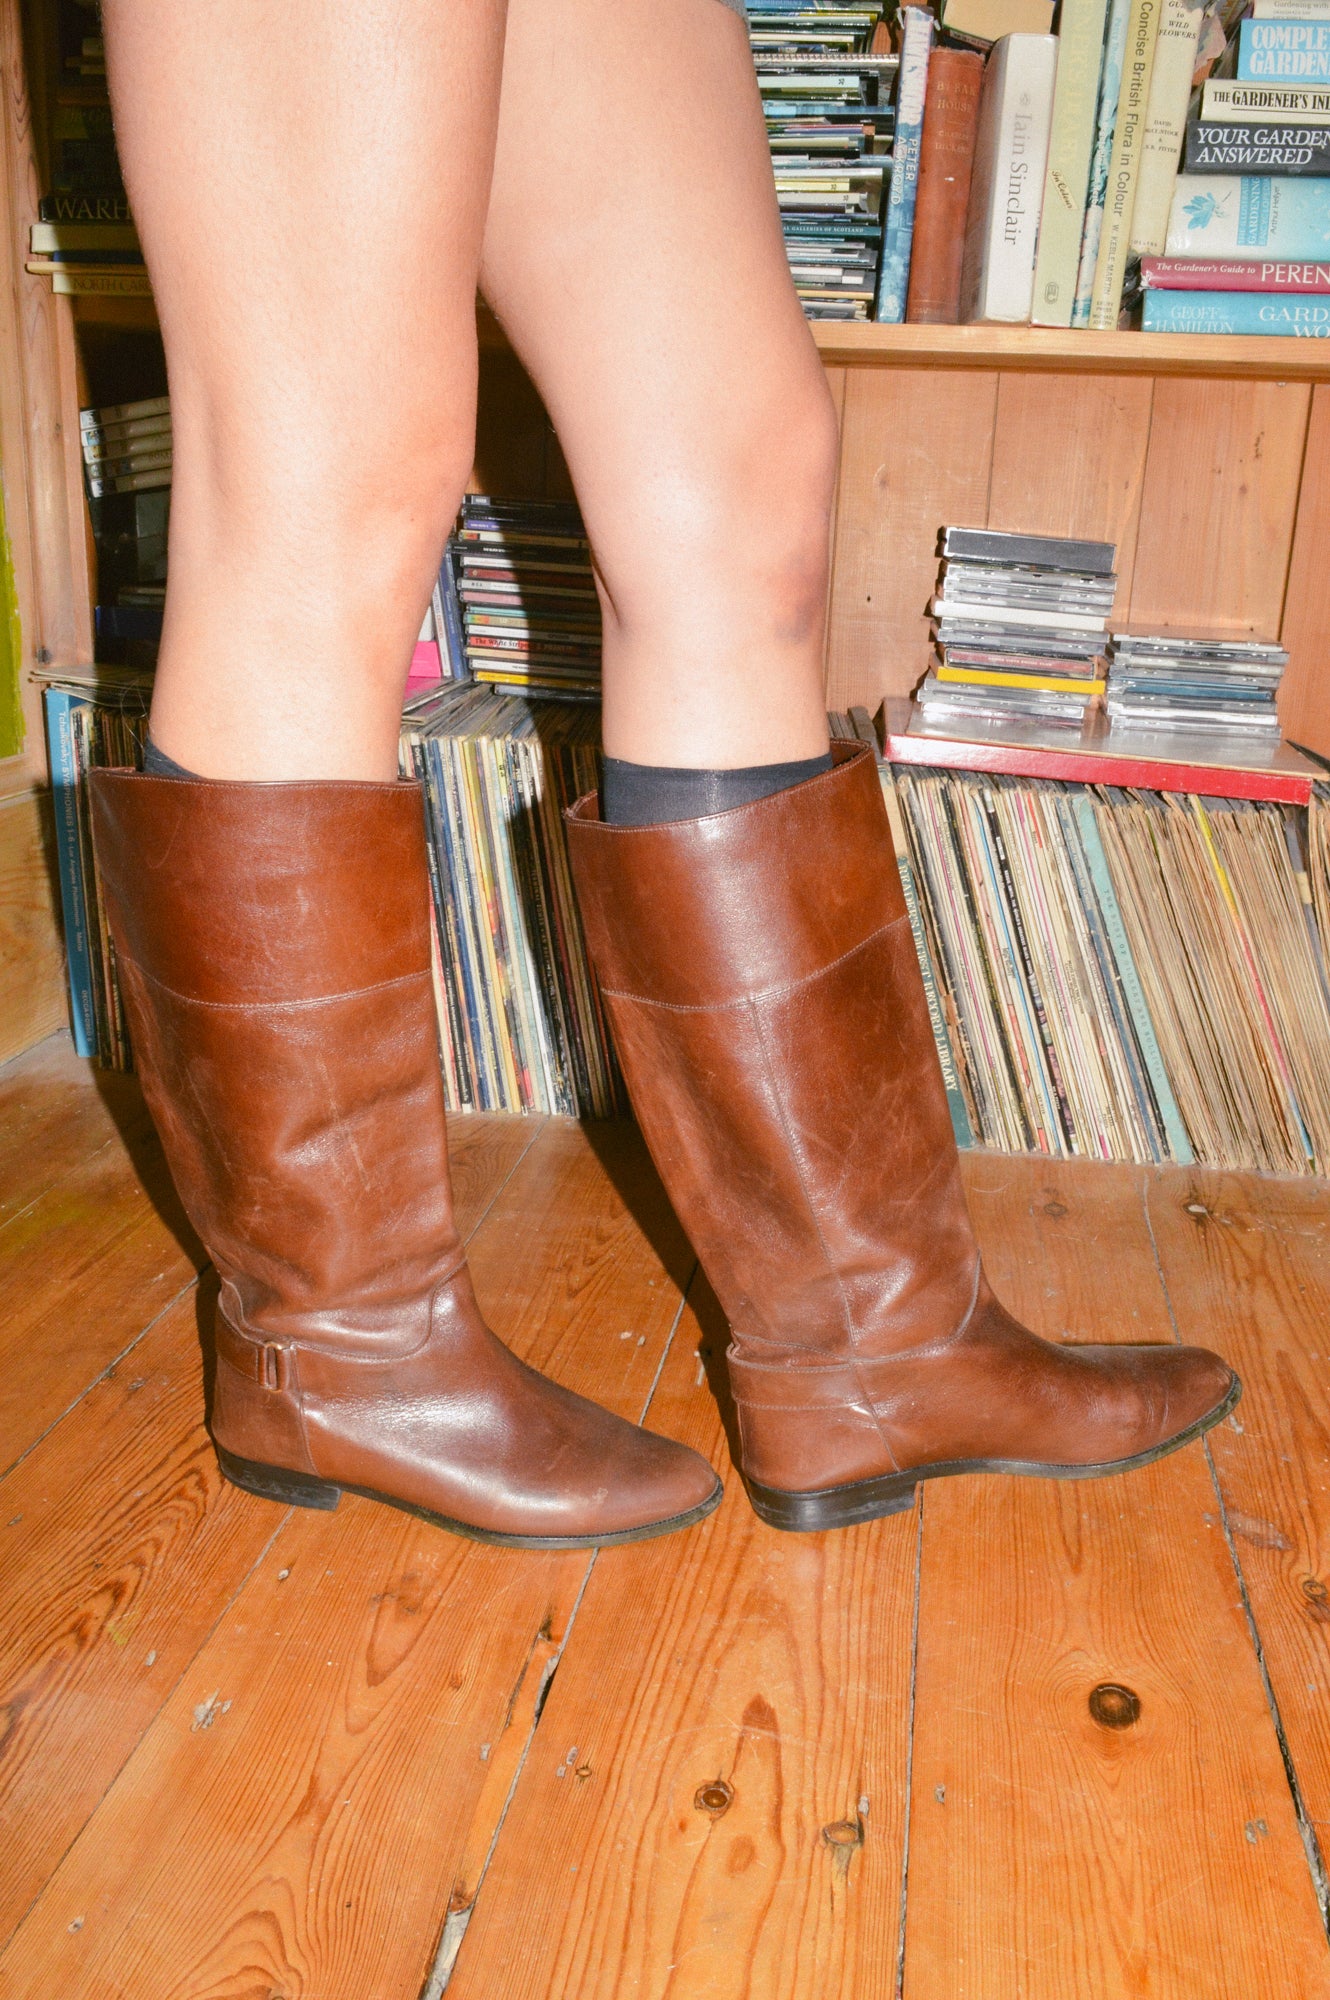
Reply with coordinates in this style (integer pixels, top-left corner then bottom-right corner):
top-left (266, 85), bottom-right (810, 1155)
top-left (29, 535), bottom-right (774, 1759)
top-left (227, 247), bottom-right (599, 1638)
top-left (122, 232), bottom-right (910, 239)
top-left (143, 736), bottom-right (201, 780)
top-left (600, 752), bottom-right (833, 827)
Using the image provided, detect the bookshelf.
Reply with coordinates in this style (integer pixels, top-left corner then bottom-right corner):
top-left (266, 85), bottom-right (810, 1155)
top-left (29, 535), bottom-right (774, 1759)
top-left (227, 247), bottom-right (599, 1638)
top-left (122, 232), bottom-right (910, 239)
top-left (4, 0), bottom-right (1330, 1074)
top-left (810, 321), bottom-right (1330, 380)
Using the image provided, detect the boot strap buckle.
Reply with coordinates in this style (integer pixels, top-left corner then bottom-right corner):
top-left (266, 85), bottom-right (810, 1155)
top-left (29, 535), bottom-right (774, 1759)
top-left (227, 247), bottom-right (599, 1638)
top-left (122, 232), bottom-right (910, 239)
top-left (260, 1342), bottom-right (292, 1392)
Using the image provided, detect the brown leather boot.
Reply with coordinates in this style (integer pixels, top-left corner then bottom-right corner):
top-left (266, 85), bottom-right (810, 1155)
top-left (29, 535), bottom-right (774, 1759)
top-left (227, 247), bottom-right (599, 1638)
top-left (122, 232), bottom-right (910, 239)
top-left (566, 743), bottom-right (1238, 1533)
top-left (89, 771), bottom-right (721, 1548)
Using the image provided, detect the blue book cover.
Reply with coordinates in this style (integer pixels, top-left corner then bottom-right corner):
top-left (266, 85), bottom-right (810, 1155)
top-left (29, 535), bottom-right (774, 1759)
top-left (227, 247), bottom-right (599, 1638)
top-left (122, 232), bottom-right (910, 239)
top-left (875, 6), bottom-right (934, 322)
top-left (41, 686), bottom-right (97, 1058)
top-left (1143, 285), bottom-right (1330, 330)
top-left (1166, 172), bottom-right (1330, 256)
top-left (434, 544), bottom-right (469, 683)
top-left (1239, 18), bottom-right (1330, 81)
top-left (1071, 0), bottom-right (1135, 326)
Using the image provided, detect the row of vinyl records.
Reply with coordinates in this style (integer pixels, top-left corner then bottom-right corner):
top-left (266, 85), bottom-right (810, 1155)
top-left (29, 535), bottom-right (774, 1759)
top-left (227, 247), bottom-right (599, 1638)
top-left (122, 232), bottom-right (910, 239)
top-left (42, 677), bottom-right (1330, 1173)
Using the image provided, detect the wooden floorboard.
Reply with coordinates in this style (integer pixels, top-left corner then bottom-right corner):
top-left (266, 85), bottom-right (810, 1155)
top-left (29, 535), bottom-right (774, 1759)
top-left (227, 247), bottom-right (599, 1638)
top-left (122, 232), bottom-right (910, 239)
top-left (448, 1279), bottom-right (915, 2000)
top-left (0, 1119), bottom-right (691, 2000)
top-left (0, 1291), bottom-right (281, 1951)
top-left (0, 1106), bottom-right (203, 1478)
top-left (901, 1157), bottom-right (1330, 2000)
top-left (0, 1033), bottom-right (139, 1224)
top-left (1146, 1169), bottom-right (1330, 1854)
top-left (5, 1038), bottom-right (1330, 1999)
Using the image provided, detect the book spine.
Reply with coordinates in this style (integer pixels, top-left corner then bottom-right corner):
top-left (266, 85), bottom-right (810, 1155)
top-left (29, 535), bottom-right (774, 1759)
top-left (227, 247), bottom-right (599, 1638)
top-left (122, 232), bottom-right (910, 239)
top-left (29, 222), bottom-right (139, 253)
top-left (1204, 78), bottom-right (1330, 118)
top-left (1239, 20), bottom-right (1330, 82)
top-left (980, 786), bottom-right (1077, 1150)
top-left (41, 688), bottom-right (97, 1060)
top-left (1130, 0), bottom-right (1206, 255)
top-left (961, 34), bottom-right (1059, 323)
top-left (50, 269), bottom-right (153, 297)
top-left (1071, 0), bottom-right (1135, 324)
top-left (875, 6), bottom-right (934, 322)
top-left (850, 710), bottom-right (975, 1144)
top-left (1032, 0), bottom-right (1113, 324)
top-left (1142, 286), bottom-right (1330, 329)
top-left (1165, 174), bottom-right (1330, 257)
top-left (1141, 253), bottom-right (1330, 285)
top-left (435, 547), bottom-right (469, 682)
top-left (1089, 0), bottom-right (1164, 326)
top-left (1184, 121), bottom-right (1330, 173)
top-left (38, 192), bottom-right (131, 222)
top-left (1074, 795), bottom-right (1194, 1161)
top-left (906, 48), bottom-right (984, 323)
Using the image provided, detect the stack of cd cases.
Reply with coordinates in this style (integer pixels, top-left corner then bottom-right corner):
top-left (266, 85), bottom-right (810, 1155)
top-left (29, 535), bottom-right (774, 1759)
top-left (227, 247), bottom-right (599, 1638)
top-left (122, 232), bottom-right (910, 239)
top-left (453, 494), bottom-right (601, 699)
top-left (917, 526), bottom-right (1116, 732)
top-left (747, 8), bottom-right (895, 321)
top-left (1105, 631), bottom-right (1289, 738)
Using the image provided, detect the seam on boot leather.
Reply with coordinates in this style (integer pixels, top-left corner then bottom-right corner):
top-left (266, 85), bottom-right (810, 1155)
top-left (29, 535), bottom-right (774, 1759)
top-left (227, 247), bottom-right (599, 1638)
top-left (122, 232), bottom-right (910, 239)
top-left (120, 954), bottom-right (431, 1013)
top-left (597, 916), bottom-right (903, 1013)
top-left (218, 1264), bottom-right (469, 1368)
top-left (746, 996), bottom-right (903, 1477)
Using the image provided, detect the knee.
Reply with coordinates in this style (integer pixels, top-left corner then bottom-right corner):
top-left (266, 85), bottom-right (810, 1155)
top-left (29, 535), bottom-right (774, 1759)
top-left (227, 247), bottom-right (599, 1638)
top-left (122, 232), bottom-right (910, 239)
top-left (173, 380), bottom-right (475, 612)
top-left (597, 364), bottom-right (840, 648)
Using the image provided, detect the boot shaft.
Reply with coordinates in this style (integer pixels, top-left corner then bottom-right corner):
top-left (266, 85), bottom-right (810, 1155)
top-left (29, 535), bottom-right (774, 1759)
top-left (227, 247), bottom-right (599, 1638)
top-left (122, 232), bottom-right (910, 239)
top-left (90, 772), bottom-right (462, 1347)
top-left (566, 744), bottom-right (980, 1362)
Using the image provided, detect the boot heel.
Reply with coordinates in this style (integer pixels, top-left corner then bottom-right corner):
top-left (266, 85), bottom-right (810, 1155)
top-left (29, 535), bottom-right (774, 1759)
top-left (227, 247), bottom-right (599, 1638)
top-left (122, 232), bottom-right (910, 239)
top-left (217, 1446), bottom-right (342, 1511)
top-left (745, 1471), bottom-right (919, 1533)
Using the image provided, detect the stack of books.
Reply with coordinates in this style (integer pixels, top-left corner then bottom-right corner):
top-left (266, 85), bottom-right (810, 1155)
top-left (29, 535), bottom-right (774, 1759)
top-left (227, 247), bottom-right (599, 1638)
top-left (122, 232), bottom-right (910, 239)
top-left (838, 708), bottom-right (1330, 1175)
top-left (81, 397), bottom-right (173, 659)
top-left (26, 213), bottom-right (147, 299)
top-left (748, 8), bottom-right (895, 321)
top-left (1142, 28), bottom-right (1330, 336)
top-left (838, 0), bottom-right (1212, 328)
top-left (1105, 631), bottom-right (1289, 736)
top-left (392, 683), bottom-right (620, 1116)
top-left (43, 671), bottom-right (150, 1069)
top-left (81, 395), bottom-right (171, 501)
top-left (916, 526), bottom-right (1114, 731)
top-left (26, 7), bottom-right (149, 300)
top-left (454, 495), bottom-right (601, 699)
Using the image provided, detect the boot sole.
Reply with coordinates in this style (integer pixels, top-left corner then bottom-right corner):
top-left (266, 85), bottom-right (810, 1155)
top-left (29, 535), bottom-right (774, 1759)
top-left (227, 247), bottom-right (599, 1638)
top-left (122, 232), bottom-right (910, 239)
top-left (744, 1371), bottom-right (1242, 1534)
top-left (215, 1446), bottom-right (724, 1550)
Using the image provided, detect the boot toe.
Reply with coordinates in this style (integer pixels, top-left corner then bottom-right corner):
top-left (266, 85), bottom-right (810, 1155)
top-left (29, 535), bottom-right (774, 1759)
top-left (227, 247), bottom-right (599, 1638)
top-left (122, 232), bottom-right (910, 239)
top-left (599, 1423), bottom-right (722, 1538)
top-left (1152, 1342), bottom-right (1239, 1444)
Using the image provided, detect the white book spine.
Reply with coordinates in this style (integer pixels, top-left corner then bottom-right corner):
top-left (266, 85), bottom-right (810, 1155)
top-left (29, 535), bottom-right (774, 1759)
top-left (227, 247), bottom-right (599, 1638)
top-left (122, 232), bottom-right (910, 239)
top-left (960, 34), bottom-right (1059, 324)
top-left (1130, 0), bottom-right (1206, 256)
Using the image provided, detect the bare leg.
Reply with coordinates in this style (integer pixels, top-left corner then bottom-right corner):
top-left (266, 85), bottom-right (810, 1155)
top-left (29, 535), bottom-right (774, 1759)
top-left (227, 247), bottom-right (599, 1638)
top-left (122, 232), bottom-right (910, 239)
top-left (103, 0), bottom-right (507, 780)
top-left (480, 0), bottom-right (839, 769)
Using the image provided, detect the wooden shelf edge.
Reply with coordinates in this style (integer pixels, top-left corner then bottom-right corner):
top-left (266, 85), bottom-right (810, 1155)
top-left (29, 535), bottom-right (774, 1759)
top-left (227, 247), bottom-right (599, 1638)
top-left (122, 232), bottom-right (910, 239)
top-left (809, 320), bottom-right (1330, 379)
top-left (67, 294), bottom-right (1330, 381)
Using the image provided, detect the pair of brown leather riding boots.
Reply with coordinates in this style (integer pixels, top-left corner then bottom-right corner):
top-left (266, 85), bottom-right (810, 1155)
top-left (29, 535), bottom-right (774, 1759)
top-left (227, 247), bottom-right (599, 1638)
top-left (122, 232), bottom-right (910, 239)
top-left (89, 744), bottom-right (1236, 1548)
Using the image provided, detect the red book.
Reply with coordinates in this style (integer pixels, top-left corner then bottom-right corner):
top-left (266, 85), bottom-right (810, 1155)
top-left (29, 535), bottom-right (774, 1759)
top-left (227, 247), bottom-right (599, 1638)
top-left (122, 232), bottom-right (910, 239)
top-left (906, 48), bottom-right (985, 325)
top-left (1141, 256), bottom-right (1330, 292)
top-left (876, 697), bottom-right (1322, 805)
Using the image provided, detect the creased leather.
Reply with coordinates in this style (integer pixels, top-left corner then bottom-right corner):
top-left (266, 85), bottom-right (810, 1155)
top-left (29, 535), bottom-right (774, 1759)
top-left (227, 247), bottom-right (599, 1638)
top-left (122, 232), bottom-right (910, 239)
top-left (90, 770), bottom-right (719, 1540)
top-left (566, 742), bottom-right (1235, 1499)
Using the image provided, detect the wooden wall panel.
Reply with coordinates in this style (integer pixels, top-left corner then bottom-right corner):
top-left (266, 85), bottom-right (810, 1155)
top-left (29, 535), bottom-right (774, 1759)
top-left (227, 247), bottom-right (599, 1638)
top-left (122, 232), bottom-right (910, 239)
top-left (987, 374), bottom-right (1154, 617)
top-left (1126, 378), bottom-right (1310, 637)
top-left (1276, 380), bottom-right (1330, 760)
top-left (825, 366), bottom-right (998, 713)
top-left (0, 787), bottom-right (63, 1063)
